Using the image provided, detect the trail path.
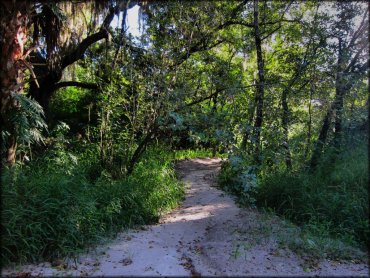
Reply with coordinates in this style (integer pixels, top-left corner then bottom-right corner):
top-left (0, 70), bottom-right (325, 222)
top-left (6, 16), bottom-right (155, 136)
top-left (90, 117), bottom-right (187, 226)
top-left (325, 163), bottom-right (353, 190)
top-left (3, 158), bottom-right (369, 277)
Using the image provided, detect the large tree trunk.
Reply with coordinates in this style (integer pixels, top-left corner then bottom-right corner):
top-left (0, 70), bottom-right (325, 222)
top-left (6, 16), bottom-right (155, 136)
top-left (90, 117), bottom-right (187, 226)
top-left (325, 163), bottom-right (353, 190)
top-left (333, 38), bottom-right (346, 149)
top-left (252, 0), bottom-right (265, 164)
top-left (0, 1), bottom-right (30, 166)
top-left (28, 67), bottom-right (61, 121)
top-left (27, 3), bottom-right (124, 119)
top-left (333, 75), bottom-right (345, 149)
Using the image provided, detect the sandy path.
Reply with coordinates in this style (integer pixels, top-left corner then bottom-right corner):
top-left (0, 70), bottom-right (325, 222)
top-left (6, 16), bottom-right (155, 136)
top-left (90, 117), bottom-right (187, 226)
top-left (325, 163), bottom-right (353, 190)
top-left (2, 158), bottom-right (369, 277)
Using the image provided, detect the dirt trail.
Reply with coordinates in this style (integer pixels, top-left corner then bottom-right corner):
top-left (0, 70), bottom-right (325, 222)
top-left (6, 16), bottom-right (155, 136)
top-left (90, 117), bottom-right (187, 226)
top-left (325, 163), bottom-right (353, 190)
top-left (3, 158), bottom-right (369, 277)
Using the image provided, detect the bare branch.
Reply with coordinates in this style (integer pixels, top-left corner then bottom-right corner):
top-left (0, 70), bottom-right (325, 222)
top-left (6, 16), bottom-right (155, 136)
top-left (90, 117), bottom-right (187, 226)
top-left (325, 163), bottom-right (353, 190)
top-left (348, 10), bottom-right (368, 49)
top-left (218, 20), bottom-right (254, 29)
top-left (171, 39), bottom-right (225, 69)
top-left (344, 42), bottom-right (369, 73)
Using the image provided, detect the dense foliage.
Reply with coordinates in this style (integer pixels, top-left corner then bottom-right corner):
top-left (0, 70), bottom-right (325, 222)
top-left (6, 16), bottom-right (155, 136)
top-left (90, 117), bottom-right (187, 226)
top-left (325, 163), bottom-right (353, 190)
top-left (1, 0), bottom-right (368, 265)
top-left (2, 138), bottom-right (186, 264)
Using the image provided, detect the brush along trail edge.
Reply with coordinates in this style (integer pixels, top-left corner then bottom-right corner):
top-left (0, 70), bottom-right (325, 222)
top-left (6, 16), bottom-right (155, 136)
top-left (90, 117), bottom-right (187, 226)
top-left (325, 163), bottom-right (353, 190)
top-left (2, 158), bottom-right (368, 277)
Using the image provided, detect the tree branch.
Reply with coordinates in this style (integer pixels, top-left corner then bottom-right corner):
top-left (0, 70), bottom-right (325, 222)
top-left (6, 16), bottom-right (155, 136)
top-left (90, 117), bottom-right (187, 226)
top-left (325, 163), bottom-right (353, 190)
top-left (171, 39), bottom-right (225, 69)
top-left (218, 20), bottom-right (254, 29)
top-left (348, 10), bottom-right (368, 49)
top-left (261, 24), bottom-right (282, 40)
top-left (61, 30), bottom-right (110, 69)
top-left (127, 126), bottom-right (156, 175)
top-left (60, 2), bottom-right (134, 70)
top-left (219, 18), bottom-right (301, 30)
top-left (344, 42), bottom-right (368, 73)
top-left (185, 91), bottom-right (221, 108)
top-left (357, 59), bottom-right (369, 73)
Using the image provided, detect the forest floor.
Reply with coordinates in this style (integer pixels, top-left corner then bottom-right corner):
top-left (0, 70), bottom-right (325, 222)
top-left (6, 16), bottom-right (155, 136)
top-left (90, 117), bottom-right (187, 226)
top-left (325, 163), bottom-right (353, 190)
top-left (2, 158), bottom-right (369, 277)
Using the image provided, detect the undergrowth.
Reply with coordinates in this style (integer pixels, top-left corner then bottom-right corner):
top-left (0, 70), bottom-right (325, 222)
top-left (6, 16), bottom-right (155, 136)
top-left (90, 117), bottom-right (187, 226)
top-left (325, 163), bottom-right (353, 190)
top-left (219, 142), bottom-right (369, 259)
top-left (172, 148), bottom-right (227, 160)
top-left (257, 143), bottom-right (369, 249)
top-left (1, 144), bottom-right (184, 266)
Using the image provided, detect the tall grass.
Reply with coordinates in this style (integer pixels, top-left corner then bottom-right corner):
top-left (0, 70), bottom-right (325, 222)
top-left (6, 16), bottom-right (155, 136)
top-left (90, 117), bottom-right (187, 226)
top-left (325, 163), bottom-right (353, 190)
top-left (257, 143), bottom-right (369, 249)
top-left (218, 142), bottom-right (368, 259)
top-left (1, 145), bottom-right (184, 265)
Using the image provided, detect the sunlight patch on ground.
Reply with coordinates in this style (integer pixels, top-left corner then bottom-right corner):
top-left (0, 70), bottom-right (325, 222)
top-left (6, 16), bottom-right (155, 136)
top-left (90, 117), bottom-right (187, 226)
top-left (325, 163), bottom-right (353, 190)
top-left (165, 203), bottom-right (233, 223)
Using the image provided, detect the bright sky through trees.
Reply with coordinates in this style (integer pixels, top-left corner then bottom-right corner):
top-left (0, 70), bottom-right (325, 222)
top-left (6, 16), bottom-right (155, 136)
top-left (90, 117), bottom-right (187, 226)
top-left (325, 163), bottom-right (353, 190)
top-left (111, 5), bottom-right (141, 37)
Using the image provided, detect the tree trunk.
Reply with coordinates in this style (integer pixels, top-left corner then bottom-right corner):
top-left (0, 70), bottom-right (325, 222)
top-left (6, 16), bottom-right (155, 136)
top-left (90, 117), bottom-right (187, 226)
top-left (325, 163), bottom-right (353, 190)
top-left (241, 104), bottom-right (256, 152)
top-left (127, 128), bottom-right (156, 175)
top-left (0, 1), bottom-right (30, 166)
top-left (252, 0), bottom-right (265, 164)
top-left (281, 88), bottom-right (292, 169)
top-left (211, 91), bottom-right (218, 156)
top-left (309, 102), bottom-right (334, 171)
top-left (333, 38), bottom-right (345, 149)
top-left (333, 75), bottom-right (345, 149)
top-left (27, 4), bottom-right (121, 119)
top-left (305, 81), bottom-right (314, 160)
top-left (29, 71), bottom-right (60, 121)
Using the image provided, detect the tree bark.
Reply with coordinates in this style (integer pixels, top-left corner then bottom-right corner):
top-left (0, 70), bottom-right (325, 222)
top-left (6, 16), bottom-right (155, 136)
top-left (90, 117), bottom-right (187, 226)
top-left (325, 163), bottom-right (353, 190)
top-left (29, 70), bottom-right (60, 119)
top-left (305, 81), bottom-right (314, 160)
top-left (127, 128), bottom-right (156, 175)
top-left (309, 56), bottom-right (366, 170)
top-left (309, 102), bottom-right (334, 171)
top-left (333, 38), bottom-right (345, 150)
top-left (333, 76), bottom-right (345, 150)
top-left (0, 1), bottom-right (30, 166)
top-left (252, 0), bottom-right (265, 164)
top-left (281, 88), bottom-right (292, 169)
top-left (241, 98), bottom-right (256, 152)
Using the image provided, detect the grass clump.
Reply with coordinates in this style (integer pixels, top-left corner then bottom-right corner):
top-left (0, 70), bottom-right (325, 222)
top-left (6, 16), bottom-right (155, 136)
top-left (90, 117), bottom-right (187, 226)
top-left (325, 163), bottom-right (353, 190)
top-left (272, 215), bottom-right (366, 261)
top-left (218, 155), bottom-right (258, 206)
top-left (172, 148), bottom-right (227, 160)
top-left (256, 143), bottom-right (369, 251)
top-left (218, 143), bottom-right (368, 260)
top-left (1, 145), bottom-right (184, 266)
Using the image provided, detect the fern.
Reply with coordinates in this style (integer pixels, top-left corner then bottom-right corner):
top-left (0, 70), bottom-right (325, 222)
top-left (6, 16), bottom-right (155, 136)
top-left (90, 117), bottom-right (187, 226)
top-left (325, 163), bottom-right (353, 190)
top-left (4, 93), bottom-right (47, 146)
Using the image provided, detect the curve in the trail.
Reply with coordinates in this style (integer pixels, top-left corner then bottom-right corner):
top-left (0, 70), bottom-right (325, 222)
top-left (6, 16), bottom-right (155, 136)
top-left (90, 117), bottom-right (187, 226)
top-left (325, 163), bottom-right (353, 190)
top-left (2, 158), bottom-right (369, 277)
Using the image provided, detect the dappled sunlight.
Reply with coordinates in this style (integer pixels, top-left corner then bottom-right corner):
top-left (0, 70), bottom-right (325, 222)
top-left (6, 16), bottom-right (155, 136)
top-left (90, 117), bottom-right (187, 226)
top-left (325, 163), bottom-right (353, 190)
top-left (164, 202), bottom-right (234, 223)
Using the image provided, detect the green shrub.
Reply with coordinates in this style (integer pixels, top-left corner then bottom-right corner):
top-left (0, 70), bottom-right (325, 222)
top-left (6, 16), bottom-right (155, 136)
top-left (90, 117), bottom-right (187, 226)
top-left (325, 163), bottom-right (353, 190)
top-left (256, 143), bottom-right (369, 248)
top-left (218, 155), bottom-right (258, 206)
top-left (1, 145), bottom-right (184, 265)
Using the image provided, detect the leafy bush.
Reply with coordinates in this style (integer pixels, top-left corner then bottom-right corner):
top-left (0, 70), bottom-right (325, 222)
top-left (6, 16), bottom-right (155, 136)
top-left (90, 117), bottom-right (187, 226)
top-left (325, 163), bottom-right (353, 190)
top-left (218, 155), bottom-right (258, 206)
top-left (256, 143), bottom-right (369, 248)
top-left (1, 145), bottom-right (184, 265)
top-left (1, 94), bottom-right (47, 159)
